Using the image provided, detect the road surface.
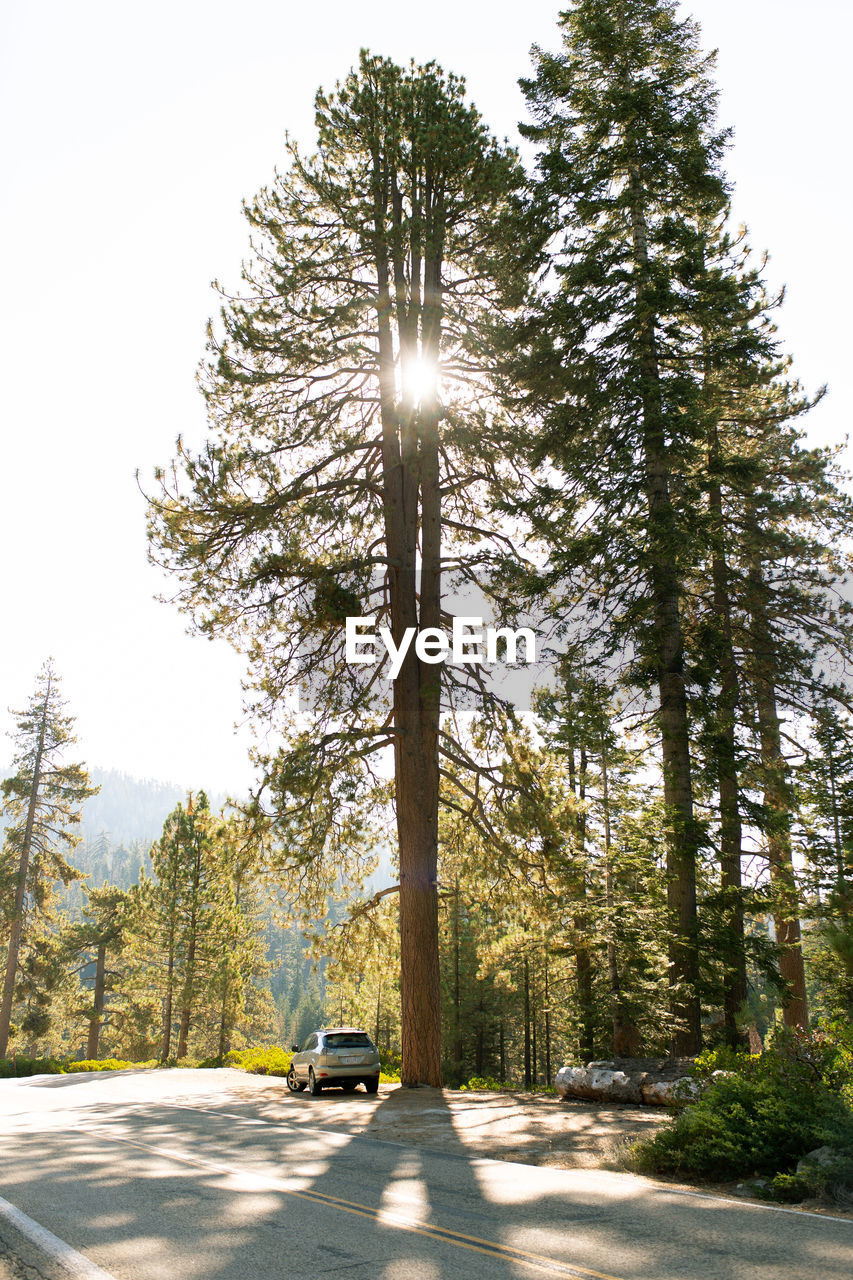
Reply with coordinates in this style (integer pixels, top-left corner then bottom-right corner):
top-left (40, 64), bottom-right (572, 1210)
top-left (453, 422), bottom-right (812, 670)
top-left (1, 1069), bottom-right (850, 1280)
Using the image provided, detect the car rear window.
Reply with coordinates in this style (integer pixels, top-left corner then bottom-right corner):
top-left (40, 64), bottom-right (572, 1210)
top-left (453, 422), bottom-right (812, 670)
top-left (324, 1033), bottom-right (373, 1048)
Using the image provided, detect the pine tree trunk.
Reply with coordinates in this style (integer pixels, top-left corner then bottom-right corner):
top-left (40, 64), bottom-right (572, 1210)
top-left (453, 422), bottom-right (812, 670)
top-left (826, 740), bottom-right (845, 885)
top-left (217, 993), bottom-right (229, 1063)
top-left (601, 748), bottom-right (641, 1055)
top-left (531, 989), bottom-right (538, 1086)
top-left (707, 458), bottom-right (749, 1046)
top-left (159, 921), bottom-right (175, 1059)
top-left (824, 740), bottom-right (853, 1015)
top-left (452, 878), bottom-right (462, 1076)
top-left (176, 821), bottom-right (204, 1061)
top-left (177, 930), bottom-right (197, 1061)
top-left (374, 173), bottom-right (443, 1087)
top-left (0, 688), bottom-right (49, 1059)
top-left (87, 943), bottom-right (107, 1059)
top-left (394, 652), bottom-right (441, 1085)
top-left (747, 558), bottom-right (808, 1028)
top-left (544, 954), bottom-right (552, 1086)
top-left (475, 990), bottom-right (485, 1076)
top-left (627, 163), bottom-right (700, 1054)
top-left (568, 741), bottom-right (594, 1059)
top-left (161, 940), bottom-right (175, 1062)
top-left (575, 946), bottom-right (594, 1061)
top-left (523, 955), bottom-right (532, 1087)
top-left (374, 977), bottom-right (382, 1050)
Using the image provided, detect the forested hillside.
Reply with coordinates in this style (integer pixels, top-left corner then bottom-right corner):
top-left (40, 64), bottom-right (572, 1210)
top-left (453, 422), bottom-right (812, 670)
top-left (80, 770), bottom-right (211, 846)
top-left (0, 729), bottom-right (331, 1061)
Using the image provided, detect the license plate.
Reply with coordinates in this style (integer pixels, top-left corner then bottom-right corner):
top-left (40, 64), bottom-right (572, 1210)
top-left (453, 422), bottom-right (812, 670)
top-left (342, 1056), bottom-right (360, 1064)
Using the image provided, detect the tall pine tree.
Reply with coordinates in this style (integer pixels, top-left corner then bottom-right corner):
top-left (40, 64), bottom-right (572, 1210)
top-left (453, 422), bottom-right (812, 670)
top-left (519, 0), bottom-right (731, 1050)
top-left (147, 53), bottom-right (529, 1084)
top-left (0, 662), bottom-right (97, 1057)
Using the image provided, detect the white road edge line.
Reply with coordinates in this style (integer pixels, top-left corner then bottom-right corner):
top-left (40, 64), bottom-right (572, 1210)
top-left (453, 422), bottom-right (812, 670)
top-left (0, 1194), bottom-right (119, 1280)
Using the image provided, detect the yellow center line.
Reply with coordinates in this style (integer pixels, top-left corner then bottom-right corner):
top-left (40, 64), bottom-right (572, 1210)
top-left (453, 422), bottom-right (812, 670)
top-left (78, 1124), bottom-right (623, 1280)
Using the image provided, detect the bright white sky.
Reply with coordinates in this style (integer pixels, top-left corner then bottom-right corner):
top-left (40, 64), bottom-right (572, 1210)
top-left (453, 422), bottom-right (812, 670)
top-left (1, 0), bottom-right (850, 794)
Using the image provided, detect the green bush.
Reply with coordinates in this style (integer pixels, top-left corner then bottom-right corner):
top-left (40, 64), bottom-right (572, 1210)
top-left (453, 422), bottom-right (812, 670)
top-left (778, 1157), bottom-right (850, 1203)
top-left (380, 1050), bottom-right (402, 1077)
top-left (212, 1043), bottom-right (398, 1083)
top-left (0, 1056), bottom-right (63, 1078)
top-left (628, 1025), bottom-right (853, 1185)
top-left (459, 1075), bottom-right (557, 1093)
top-left (223, 1046), bottom-right (293, 1077)
top-left (821, 1019), bottom-right (853, 1109)
top-left (0, 1056), bottom-right (157, 1077)
top-left (460, 1075), bottom-right (508, 1091)
top-left (376, 1050), bottom-right (401, 1083)
top-left (64, 1058), bottom-right (157, 1073)
top-left (766, 1151), bottom-right (853, 1207)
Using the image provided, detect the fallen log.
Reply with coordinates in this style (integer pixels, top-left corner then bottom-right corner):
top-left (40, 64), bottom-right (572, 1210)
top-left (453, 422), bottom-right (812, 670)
top-left (554, 1057), bottom-right (699, 1106)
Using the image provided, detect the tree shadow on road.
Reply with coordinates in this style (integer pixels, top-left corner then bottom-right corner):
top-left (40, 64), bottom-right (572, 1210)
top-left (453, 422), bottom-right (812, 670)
top-left (11, 1069), bottom-right (154, 1090)
top-left (1, 1076), bottom-right (850, 1280)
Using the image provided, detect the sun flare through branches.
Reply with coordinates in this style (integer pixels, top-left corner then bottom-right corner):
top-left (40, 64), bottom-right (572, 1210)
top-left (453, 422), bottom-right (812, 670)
top-left (400, 355), bottom-right (438, 408)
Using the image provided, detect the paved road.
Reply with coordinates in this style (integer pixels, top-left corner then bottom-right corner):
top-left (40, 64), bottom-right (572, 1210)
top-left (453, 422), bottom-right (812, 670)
top-left (1, 1070), bottom-right (850, 1280)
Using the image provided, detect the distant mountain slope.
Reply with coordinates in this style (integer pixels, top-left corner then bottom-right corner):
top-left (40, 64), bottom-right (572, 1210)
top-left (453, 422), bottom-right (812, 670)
top-left (1, 766), bottom-right (232, 848)
top-left (81, 769), bottom-right (228, 845)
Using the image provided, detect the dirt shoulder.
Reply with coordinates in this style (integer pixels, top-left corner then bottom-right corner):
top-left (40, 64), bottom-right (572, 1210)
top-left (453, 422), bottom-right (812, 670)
top-left (362, 1084), bottom-right (665, 1169)
top-left (224, 1077), bottom-right (853, 1218)
top-left (229, 1076), bottom-right (665, 1170)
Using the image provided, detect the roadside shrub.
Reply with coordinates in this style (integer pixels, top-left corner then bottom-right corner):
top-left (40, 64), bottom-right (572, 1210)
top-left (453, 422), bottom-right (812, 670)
top-left (201, 1044), bottom-right (396, 1083)
top-left (820, 1019), bottom-right (853, 1109)
top-left (224, 1046), bottom-right (293, 1076)
top-left (458, 1075), bottom-right (558, 1094)
top-left (0, 1057), bottom-right (63, 1078)
top-left (0, 1056), bottom-right (157, 1077)
top-left (627, 1025), bottom-right (853, 1184)
top-left (460, 1075), bottom-right (510, 1092)
top-left (380, 1051), bottom-right (402, 1077)
top-left (774, 1151), bottom-right (853, 1207)
top-left (377, 1050), bottom-right (401, 1082)
top-left (765, 1172), bottom-right (815, 1203)
top-left (64, 1058), bottom-right (157, 1073)
top-left (222, 1043), bottom-right (399, 1082)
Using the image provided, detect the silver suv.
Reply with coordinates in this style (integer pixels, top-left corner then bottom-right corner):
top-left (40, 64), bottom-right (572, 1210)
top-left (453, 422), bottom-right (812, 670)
top-left (287, 1027), bottom-right (381, 1096)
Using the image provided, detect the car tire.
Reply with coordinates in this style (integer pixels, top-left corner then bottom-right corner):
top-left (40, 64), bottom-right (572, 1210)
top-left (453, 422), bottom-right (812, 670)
top-left (308, 1068), bottom-right (323, 1096)
top-left (286, 1067), bottom-right (305, 1093)
top-left (365, 1077), bottom-right (379, 1094)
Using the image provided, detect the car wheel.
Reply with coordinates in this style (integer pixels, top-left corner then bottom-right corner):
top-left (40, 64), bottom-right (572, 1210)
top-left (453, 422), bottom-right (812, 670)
top-left (308, 1068), bottom-right (323, 1096)
top-left (365, 1077), bottom-right (379, 1094)
top-left (286, 1067), bottom-right (305, 1093)
top-left (341, 1079), bottom-right (357, 1093)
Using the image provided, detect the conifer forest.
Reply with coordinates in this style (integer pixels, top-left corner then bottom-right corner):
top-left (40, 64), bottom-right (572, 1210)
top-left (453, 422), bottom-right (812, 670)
top-left (3, 0), bottom-right (853, 1145)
